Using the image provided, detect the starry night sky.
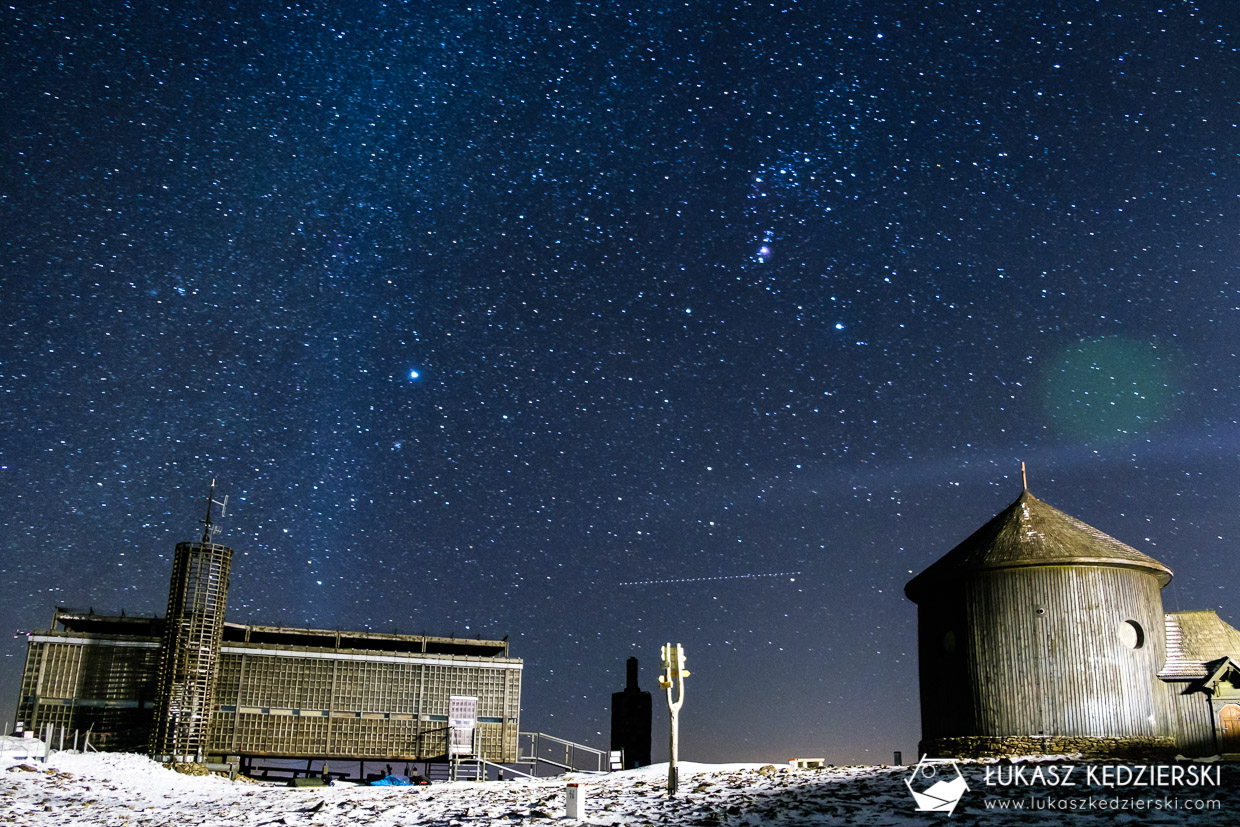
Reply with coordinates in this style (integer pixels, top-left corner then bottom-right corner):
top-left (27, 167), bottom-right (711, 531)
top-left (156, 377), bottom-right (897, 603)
top-left (2, 1), bottom-right (1237, 764)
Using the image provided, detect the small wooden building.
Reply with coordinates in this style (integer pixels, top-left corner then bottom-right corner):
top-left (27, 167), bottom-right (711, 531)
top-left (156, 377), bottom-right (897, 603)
top-left (1161, 610), bottom-right (1240, 756)
top-left (907, 488), bottom-right (1240, 758)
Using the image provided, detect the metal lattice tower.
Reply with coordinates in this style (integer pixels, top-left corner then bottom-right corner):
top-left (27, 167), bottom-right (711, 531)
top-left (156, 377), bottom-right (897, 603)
top-left (150, 484), bottom-right (232, 760)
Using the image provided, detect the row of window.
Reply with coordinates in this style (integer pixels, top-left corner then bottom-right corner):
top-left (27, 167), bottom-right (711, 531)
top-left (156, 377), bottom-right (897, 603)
top-left (213, 655), bottom-right (519, 717)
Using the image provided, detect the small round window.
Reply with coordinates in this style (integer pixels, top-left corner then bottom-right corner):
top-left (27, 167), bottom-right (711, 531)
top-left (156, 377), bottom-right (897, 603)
top-left (1120, 620), bottom-right (1145, 650)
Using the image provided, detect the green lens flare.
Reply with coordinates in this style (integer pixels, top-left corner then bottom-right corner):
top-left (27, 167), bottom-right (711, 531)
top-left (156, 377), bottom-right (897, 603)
top-left (1041, 337), bottom-right (1179, 442)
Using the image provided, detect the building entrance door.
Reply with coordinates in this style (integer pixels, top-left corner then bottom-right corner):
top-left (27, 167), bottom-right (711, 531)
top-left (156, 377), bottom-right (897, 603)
top-left (1219, 704), bottom-right (1240, 753)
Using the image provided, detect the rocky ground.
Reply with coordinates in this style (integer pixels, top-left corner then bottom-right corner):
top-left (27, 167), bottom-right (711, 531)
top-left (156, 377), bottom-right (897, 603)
top-left (2, 743), bottom-right (1237, 825)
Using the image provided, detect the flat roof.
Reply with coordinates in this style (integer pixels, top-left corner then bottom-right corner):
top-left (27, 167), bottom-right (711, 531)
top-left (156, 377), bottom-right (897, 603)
top-left (46, 609), bottom-right (511, 658)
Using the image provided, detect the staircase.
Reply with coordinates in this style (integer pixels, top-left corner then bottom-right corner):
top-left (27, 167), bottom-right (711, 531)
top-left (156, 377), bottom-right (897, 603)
top-left (426, 758), bottom-right (483, 782)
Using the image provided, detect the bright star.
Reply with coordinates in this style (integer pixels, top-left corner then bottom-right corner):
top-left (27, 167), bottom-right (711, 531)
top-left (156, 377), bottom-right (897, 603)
top-left (409, 369), bottom-right (421, 381)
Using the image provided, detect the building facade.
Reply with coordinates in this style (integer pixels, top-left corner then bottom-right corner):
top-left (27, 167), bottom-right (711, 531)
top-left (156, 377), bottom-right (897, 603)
top-left (16, 611), bottom-right (162, 752)
top-left (209, 622), bottom-right (521, 762)
top-left (17, 611), bottom-right (522, 763)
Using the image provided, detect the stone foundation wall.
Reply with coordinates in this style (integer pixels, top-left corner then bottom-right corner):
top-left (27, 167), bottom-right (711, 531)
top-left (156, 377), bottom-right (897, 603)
top-left (920, 735), bottom-right (1177, 760)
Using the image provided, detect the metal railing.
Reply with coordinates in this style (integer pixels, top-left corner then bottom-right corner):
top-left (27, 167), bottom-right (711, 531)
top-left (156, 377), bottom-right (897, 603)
top-left (478, 757), bottom-right (536, 780)
top-left (517, 732), bottom-right (607, 775)
top-left (1, 724), bottom-right (96, 761)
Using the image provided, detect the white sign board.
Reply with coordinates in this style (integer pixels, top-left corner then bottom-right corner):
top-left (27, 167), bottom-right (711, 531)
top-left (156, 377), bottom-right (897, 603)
top-left (448, 695), bottom-right (478, 756)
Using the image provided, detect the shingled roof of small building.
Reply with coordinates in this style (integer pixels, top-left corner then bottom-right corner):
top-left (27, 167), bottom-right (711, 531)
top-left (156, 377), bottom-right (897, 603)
top-left (1161, 611), bottom-right (1240, 681)
top-left (905, 489), bottom-right (1173, 602)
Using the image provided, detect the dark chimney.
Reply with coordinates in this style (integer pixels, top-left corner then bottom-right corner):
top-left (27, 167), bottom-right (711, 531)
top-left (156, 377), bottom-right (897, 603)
top-left (610, 656), bottom-right (652, 768)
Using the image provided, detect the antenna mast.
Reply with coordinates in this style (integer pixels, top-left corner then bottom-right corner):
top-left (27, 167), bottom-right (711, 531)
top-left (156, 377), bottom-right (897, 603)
top-left (200, 479), bottom-right (229, 543)
top-left (1021, 461), bottom-right (1028, 491)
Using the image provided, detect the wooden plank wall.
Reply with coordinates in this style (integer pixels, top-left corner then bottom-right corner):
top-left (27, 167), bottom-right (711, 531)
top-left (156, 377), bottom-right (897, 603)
top-left (918, 565), bottom-right (1173, 740)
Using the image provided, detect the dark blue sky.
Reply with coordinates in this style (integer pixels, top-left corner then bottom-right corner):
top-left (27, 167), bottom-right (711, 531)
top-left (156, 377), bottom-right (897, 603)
top-left (2, 1), bottom-right (1236, 763)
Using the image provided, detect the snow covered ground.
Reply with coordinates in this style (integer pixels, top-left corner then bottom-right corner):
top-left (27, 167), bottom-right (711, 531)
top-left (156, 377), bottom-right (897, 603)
top-left (2, 741), bottom-right (1237, 825)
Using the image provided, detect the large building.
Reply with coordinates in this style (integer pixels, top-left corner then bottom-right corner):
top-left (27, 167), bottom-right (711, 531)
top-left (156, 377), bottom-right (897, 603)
top-left (906, 488), bottom-right (1240, 758)
top-left (14, 498), bottom-right (522, 765)
top-left (18, 610), bottom-right (522, 764)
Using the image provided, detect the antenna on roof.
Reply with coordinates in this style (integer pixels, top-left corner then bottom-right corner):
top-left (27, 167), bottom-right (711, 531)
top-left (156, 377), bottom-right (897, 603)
top-left (200, 479), bottom-right (229, 543)
top-left (1021, 461), bottom-right (1028, 491)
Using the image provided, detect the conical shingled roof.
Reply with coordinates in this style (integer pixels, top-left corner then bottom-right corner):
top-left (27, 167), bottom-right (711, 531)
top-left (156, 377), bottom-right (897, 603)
top-left (905, 490), bottom-right (1172, 602)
